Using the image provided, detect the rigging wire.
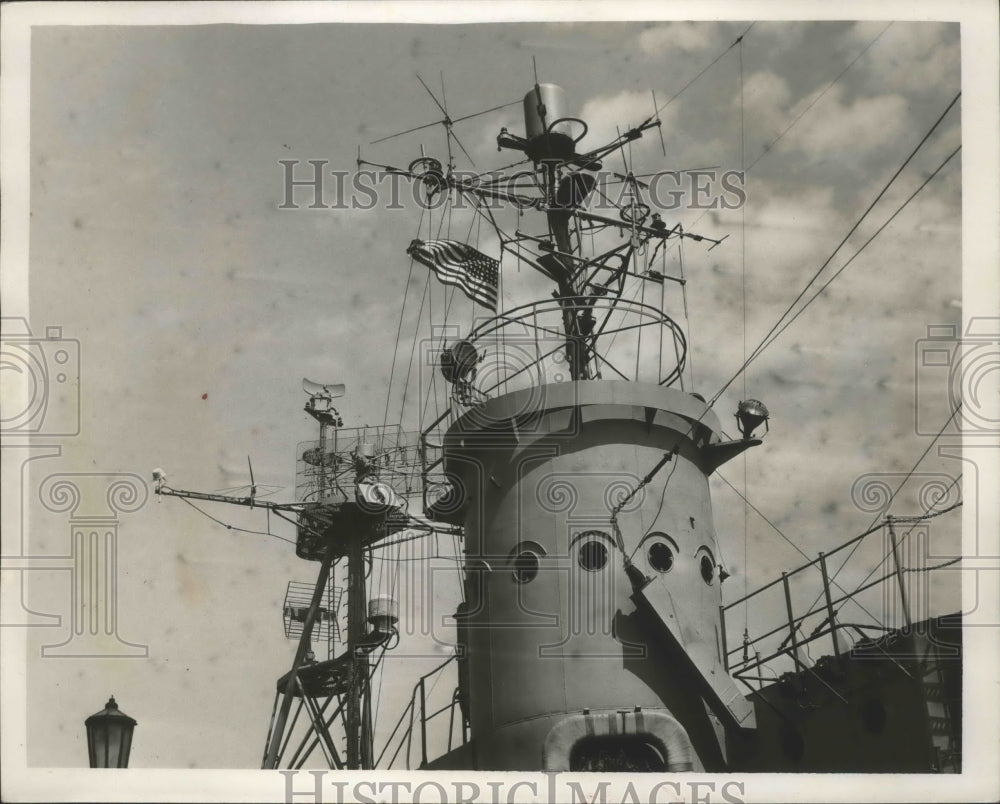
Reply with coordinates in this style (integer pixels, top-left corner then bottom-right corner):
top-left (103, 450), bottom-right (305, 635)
top-left (708, 91), bottom-right (961, 406)
top-left (399, 193), bottom-right (454, 430)
top-left (705, 142), bottom-right (960, 431)
top-left (382, 206), bottom-right (428, 431)
top-left (744, 22), bottom-right (894, 173)
top-left (614, 104), bottom-right (961, 598)
top-left (738, 31), bottom-right (750, 633)
top-left (843, 475), bottom-right (963, 600)
top-left (684, 20), bottom-right (897, 238)
top-left (678, 238), bottom-right (694, 389)
top-left (804, 404), bottom-right (963, 627)
top-left (177, 496), bottom-right (297, 546)
top-left (678, 20), bottom-right (897, 398)
top-left (750, 144), bottom-right (961, 360)
top-left (904, 556), bottom-right (962, 574)
top-left (714, 471), bottom-right (881, 626)
top-left (653, 22), bottom-right (756, 118)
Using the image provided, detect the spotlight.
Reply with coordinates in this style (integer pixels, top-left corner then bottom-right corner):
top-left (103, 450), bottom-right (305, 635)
top-left (736, 399), bottom-right (769, 440)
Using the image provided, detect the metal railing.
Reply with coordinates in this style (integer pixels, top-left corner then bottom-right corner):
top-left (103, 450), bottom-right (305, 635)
top-left (450, 296), bottom-right (686, 405)
top-left (375, 654), bottom-right (467, 769)
top-left (720, 515), bottom-right (926, 686)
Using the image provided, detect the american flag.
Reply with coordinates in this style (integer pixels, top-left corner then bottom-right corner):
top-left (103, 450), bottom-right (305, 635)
top-left (406, 239), bottom-right (499, 311)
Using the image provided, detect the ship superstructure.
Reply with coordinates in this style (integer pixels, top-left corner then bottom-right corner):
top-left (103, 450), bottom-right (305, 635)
top-left (154, 68), bottom-right (963, 774)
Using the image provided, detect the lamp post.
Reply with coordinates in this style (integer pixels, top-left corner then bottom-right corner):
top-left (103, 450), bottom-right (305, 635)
top-left (85, 696), bottom-right (137, 768)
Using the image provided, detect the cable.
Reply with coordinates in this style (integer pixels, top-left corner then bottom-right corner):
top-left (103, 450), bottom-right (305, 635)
top-left (653, 23), bottom-right (756, 118)
top-left (709, 92), bottom-right (961, 406)
top-left (738, 32), bottom-right (750, 630)
top-left (684, 21), bottom-right (896, 239)
top-left (744, 23), bottom-right (894, 173)
top-left (846, 485), bottom-right (962, 597)
top-left (752, 144), bottom-right (961, 361)
top-left (177, 497), bottom-right (297, 545)
top-left (826, 402), bottom-right (963, 591)
top-left (610, 97), bottom-right (962, 535)
top-left (905, 556), bottom-right (962, 573)
top-left (714, 471), bottom-right (881, 626)
top-left (383, 206), bottom-right (428, 431)
top-left (716, 471), bottom-right (809, 563)
top-left (614, 132), bottom-right (959, 574)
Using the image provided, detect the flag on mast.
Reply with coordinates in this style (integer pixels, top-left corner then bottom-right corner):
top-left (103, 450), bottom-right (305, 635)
top-left (406, 239), bottom-right (499, 311)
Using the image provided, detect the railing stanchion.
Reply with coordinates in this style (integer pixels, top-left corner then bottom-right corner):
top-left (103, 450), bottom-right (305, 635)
top-left (781, 572), bottom-right (805, 671)
top-left (719, 605), bottom-right (729, 672)
top-left (887, 516), bottom-right (912, 630)
top-left (419, 677), bottom-right (428, 768)
top-left (818, 552), bottom-right (841, 656)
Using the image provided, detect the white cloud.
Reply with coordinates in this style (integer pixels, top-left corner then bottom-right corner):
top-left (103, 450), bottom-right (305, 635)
top-left (736, 70), bottom-right (792, 135)
top-left (840, 21), bottom-right (959, 96)
top-left (577, 89), bottom-right (677, 153)
top-left (783, 85), bottom-right (911, 161)
top-left (638, 22), bottom-right (720, 57)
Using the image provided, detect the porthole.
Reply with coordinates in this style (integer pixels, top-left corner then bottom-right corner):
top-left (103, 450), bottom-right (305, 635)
top-left (648, 542), bottom-right (674, 573)
top-left (579, 540), bottom-right (609, 572)
top-left (512, 551), bottom-right (540, 584)
top-left (700, 554), bottom-right (715, 584)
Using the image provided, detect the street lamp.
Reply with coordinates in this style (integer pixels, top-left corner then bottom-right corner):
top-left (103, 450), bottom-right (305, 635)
top-left (85, 696), bottom-right (137, 768)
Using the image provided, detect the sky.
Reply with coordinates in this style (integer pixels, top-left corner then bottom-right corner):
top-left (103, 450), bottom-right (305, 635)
top-left (2, 1), bottom-right (998, 794)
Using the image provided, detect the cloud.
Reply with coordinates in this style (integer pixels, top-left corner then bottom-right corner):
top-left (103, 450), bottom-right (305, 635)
top-left (840, 21), bottom-right (960, 96)
top-left (577, 89), bottom-right (677, 153)
top-left (736, 70), bottom-right (793, 136)
top-left (638, 22), bottom-right (721, 57)
top-left (780, 85), bottom-right (911, 164)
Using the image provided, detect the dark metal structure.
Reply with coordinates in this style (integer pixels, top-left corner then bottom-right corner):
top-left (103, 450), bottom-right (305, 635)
top-left (85, 696), bottom-right (137, 769)
top-left (154, 72), bottom-right (963, 774)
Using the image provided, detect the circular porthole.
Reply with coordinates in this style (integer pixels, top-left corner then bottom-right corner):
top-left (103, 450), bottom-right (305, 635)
top-left (578, 540), bottom-right (609, 572)
top-left (648, 542), bottom-right (674, 573)
top-left (700, 555), bottom-right (715, 584)
top-left (512, 551), bottom-right (540, 584)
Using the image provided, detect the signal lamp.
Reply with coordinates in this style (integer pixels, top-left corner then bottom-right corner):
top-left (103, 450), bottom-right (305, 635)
top-left (736, 399), bottom-right (770, 440)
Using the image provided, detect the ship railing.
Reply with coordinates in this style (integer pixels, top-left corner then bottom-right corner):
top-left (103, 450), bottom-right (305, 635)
top-left (376, 654), bottom-right (467, 769)
top-left (417, 295), bottom-right (686, 506)
top-left (720, 516), bottom-right (922, 687)
top-left (449, 296), bottom-right (686, 406)
top-left (295, 425), bottom-right (424, 504)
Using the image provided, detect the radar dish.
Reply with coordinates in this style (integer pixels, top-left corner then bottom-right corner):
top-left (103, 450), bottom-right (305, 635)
top-left (303, 378), bottom-right (346, 398)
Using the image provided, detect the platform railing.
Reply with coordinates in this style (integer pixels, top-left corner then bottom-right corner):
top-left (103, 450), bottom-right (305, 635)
top-left (376, 654), bottom-right (466, 769)
top-left (454, 296), bottom-right (686, 402)
top-left (720, 515), bottom-right (917, 685)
